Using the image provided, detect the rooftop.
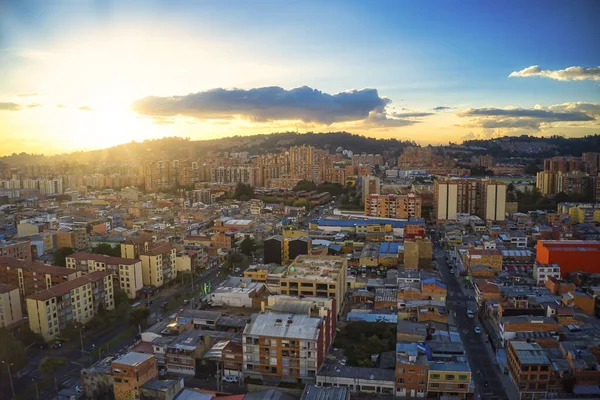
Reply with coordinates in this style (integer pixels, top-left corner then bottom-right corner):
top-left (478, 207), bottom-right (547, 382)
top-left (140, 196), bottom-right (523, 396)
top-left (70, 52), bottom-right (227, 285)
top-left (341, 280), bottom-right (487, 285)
top-left (283, 255), bottom-right (346, 282)
top-left (27, 271), bottom-right (110, 301)
top-left (0, 256), bottom-right (74, 276)
top-left (244, 312), bottom-right (321, 340)
top-left (141, 243), bottom-right (174, 257)
top-left (141, 378), bottom-right (182, 392)
top-left (428, 361), bottom-right (471, 372)
top-left (0, 283), bottom-right (18, 293)
top-left (68, 252), bottom-right (139, 265)
top-left (112, 351), bottom-right (154, 367)
top-left (511, 341), bottom-right (551, 365)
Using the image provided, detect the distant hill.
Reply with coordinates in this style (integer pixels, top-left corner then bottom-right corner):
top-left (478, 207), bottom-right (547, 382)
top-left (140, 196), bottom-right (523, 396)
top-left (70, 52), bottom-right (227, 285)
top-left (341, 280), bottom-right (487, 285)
top-left (2, 132), bottom-right (599, 166)
top-left (0, 132), bottom-right (417, 166)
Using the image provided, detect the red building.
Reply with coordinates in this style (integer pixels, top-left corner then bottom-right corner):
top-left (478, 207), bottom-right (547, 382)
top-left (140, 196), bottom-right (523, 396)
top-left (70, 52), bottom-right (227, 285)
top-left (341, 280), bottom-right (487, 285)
top-left (536, 240), bottom-right (600, 277)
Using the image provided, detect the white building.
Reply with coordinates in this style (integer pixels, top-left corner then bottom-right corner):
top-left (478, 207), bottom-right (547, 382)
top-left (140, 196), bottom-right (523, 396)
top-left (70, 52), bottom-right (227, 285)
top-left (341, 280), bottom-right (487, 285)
top-left (210, 277), bottom-right (264, 308)
top-left (533, 263), bottom-right (561, 286)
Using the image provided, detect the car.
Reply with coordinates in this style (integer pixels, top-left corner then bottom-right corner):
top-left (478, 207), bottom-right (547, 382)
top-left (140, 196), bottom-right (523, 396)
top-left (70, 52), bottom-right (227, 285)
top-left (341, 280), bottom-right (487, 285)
top-left (160, 302), bottom-right (168, 308)
top-left (183, 299), bottom-right (190, 305)
top-left (222, 375), bottom-right (239, 383)
top-left (75, 385), bottom-right (82, 393)
top-left (474, 326), bottom-right (481, 334)
top-left (467, 309), bottom-right (474, 318)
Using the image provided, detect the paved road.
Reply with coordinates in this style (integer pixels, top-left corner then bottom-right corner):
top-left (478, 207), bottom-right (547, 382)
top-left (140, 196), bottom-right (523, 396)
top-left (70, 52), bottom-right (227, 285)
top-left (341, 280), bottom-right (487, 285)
top-left (433, 241), bottom-right (509, 400)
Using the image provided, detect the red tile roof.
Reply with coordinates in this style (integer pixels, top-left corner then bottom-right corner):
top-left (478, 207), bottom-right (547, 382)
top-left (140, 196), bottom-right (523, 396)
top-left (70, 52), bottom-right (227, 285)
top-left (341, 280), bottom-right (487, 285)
top-left (68, 252), bottom-right (139, 265)
top-left (0, 257), bottom-right (75, 276)
top-left (26, 271), bottom-right (110, 301)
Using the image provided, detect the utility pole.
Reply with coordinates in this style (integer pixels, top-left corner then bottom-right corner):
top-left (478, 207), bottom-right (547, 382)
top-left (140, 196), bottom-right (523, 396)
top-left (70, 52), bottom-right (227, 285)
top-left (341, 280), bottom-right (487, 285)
top-left (2, 361), bottom-right (15, 399)
top-left (79, 325), bottom-right (85, 357)
top-left (32, 377), bottom-right (39, 399)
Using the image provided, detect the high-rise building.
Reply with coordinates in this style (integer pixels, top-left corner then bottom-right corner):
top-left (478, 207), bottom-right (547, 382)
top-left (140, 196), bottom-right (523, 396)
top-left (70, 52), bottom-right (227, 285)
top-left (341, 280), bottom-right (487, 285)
top-left (583, 152), bottom-right (600, 176)
top-left (364, 193), bottom-right (422, 219)
top-left (289, 145), bottom-right (315, 181)
top-left (543, 157), bottom-right (585, 173)
top-left (434, 178), bottom-right (506, 221)
top-left (362, 176), bottom-right (380, 203)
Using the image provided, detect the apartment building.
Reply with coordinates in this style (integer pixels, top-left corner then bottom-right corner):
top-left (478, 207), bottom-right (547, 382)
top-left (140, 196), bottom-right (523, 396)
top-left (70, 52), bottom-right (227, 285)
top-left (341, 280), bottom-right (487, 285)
top-left (396, 343), bottom-right (428, 398)
top-left (427, 362), bottom-right (472, 399)
top-left (243, 310), bottom-right (333, 384)
top-left (0, 283), bottom-right (23, 328)
top-left (533, 263), bottom-right (560, 286)
top-left (66, 252), bottom-right (143, 299)
top-left (112, 352), bottom-right (158, 400)
top-left (26, 271), bottom-right (114, 342)
top-left (364, 194), bottom-right (422, 219)
top-left (139, 244), bottom-right (177, 287)
top-left (120, 236), bottom-right (156, 259)
top-left (362, 176), bottom-right (381, 202)
top-left (0, 257), bottom-right (80, 297)
top-left (434, 178), bottom-right (506, 221)
top-left (404, 238), bottom-right (433, 269)
top-left (55, 228), bottom-right (89, 250)
top-left (279, 255), bottom-right (347, 315)
top-left (0, 239), bottom-right (32, 261)
top-left (507, 341), bottom-right (551, 400)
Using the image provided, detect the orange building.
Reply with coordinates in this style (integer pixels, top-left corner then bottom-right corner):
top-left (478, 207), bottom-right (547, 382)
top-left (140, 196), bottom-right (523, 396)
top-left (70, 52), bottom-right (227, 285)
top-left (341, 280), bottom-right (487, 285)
top-left (112, 352), bottom-right (158, 400)
top-left (364, 194), bottom-right (422, 219)
top-left (536, 240), bottom-right (600, 277)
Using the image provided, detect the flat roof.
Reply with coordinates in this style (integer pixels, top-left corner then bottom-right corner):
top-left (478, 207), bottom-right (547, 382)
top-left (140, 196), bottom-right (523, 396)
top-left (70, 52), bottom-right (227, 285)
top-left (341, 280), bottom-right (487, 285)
top-left (244, 312), bottom-right (321, 340)
top-left (112, 351), bottom-right (154, 367)
top-left (27, 271), bottom-right (110, 301)
top-left (428, 361), bottom-right (471, 372)
top-left (511, 341), bottom-right (551, 365)
top-left (283, 255), bottom-right (345, 282)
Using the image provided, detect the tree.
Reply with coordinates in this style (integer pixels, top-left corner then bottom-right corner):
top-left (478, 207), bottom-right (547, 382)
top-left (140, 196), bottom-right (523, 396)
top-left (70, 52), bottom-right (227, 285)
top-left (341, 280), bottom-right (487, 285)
top-left (92, 243), bottom-right (121, 257)
top-left (60, 322), bottom-right (81, 342)
top-left (16, 327), bottom-right (44, 348)
top-left (524, 162), bottom-right (540, 175)
top-left (129, 306), bottom-right (151, 329)
top-left (239, 236), bottom-right (256, 256)
top-left (0, 328), bottom-right (26, 385)
top-left (233, 183), bottom-right (254, 200)
top-left (53, 247), bottom-right (75, 267)
top-left (38, 356), bottom-right (67, 392)
top-left (554, 192), bottom-right (570, 204)
top-left (292, 180), bottom-right (317, 192)
top-left (113, 288), bottom-right (130, 309)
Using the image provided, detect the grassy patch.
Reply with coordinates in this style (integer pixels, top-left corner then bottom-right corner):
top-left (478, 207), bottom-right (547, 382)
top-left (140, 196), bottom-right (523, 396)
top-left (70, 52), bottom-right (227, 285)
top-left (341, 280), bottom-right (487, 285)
top-left (91, 327), bottom-right (136, 357)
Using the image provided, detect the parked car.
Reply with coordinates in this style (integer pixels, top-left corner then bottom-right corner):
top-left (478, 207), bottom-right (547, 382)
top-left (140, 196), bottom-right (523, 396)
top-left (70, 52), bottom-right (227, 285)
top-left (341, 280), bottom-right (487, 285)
top-left (467, 309), bottom-right (474, 319)
top-left (222, 375), bottom-right (239, 383)
top-left (183, 299), bottom-right (190, 305)
top-left (474, 326), bottom-right (481, 334)
top-left (160, 302), bottom-right (168, 308)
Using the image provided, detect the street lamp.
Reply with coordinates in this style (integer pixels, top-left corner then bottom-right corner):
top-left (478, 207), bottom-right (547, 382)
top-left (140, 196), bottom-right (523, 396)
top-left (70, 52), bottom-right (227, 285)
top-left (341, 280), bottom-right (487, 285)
top-left (32, 377), bottom-right (39, 399)
top-left (1, 361), bottom-right (15, 399)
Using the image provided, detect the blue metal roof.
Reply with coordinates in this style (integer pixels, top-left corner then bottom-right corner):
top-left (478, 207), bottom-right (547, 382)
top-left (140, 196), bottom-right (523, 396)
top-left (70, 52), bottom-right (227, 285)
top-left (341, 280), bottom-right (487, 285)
top-left (379, 242), bottom-right (400, 254)
top-left (422, 278), bottom-right (447, 289)
top-left (328, 244), bottom-right (343, 252)
top-left (346, 312), bottom-right (397, 323)
top-left (314, 218), bottom-right (416, 228)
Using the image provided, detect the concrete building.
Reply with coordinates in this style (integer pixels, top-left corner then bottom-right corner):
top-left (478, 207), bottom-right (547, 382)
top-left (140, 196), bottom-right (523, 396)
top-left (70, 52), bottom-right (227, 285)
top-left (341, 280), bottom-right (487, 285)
top-left (0, 239), bottom-right (32, 261)
top-left (364, 194), bottom-right (422, 219)
top-left (243, 310), bottom-right (334, 383)
top-left (66, 252), bottom-right (144, 299)
top-left (55, 228), bottom-right (89, 250)
top-left (533, 263), bottom-right (560, 286)
top-left (0, 283), bottom-right (23, 328)
top-left (427, 362), bottom-right (472, 399)
top-left (210, 277), bottom-right (265, 308)
top-left (26, 271), bottom-right (114, 342)
top-left (434, 178), bottom-right (506, 221)
top-left (139, 378), bottom-right (184, 400)
top-left (112, 352), bottom-right (158, 400)
top-left (404, 238), bottom-right (432, 270)
top-left (506, 341), bottom-right (551, 400)
top-left (362, 176), bottom-right (381, 203)
top-left (0, 257), bottom-right (80, 297)
top-left (536, 240), bottom-right (600, 277)
top-left (139, 244), bottom-right (177, 287)
top-left (279, 255), bottom-right (347, 315)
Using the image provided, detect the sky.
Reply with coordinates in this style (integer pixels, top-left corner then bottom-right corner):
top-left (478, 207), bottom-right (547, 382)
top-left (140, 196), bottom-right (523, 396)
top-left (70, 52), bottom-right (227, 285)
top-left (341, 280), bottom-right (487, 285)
top-left (0, 0), bottom-right (599, 156)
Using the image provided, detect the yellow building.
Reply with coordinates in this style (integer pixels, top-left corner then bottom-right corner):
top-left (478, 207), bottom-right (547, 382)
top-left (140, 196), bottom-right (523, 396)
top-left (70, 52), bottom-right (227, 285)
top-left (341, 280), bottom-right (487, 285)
top-left (139, 244), bottom-right (177, 287)
top-left (244, 265), bottom-right (269, 282)
top-left (404, 238), bottom-right (433, 269)
top-left (26, 271), bottom-right (114, 342)
top-left (427, 362), bottom-right (472, 399)
top-left (0, 283), bottom-right (23, 328)
top-left (66, 253), bottom-right (144, 299)
top-left (279, 255), bottom-right (347, 315)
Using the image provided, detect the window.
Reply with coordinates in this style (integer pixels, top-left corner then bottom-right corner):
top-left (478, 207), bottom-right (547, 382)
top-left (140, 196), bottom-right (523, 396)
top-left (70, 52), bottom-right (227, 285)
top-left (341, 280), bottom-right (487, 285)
top-left (397, 368), bottom-right (405, 373)
top-left (397, 378), bottom-right (404, 384)
top-left (430, 374), bottom-right (440, 380)
top-left (420, 369), bottom-right (427, 374)
top-left (445, 374), bottom-right (455, 380)
top-left (430, 383), bottom-right (439, 388)
top-left (458, 375), bottom-right (468, 381)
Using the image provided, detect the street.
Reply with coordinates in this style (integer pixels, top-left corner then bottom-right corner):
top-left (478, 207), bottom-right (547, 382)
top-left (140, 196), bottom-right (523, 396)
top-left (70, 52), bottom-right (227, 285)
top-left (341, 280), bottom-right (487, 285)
top-left (432, 235), bottom-right (509, 400)
top-left (7, 265), bottom-right (224, 400)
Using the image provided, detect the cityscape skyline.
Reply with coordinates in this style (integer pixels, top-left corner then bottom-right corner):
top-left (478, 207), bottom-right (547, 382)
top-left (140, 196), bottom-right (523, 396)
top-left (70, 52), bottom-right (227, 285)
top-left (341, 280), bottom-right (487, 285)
top-left (1, 0), bottom-right (599, 156)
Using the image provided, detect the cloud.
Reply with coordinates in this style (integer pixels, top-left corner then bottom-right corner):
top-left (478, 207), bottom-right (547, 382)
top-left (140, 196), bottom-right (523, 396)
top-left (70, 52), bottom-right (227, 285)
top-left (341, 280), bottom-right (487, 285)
top-left (432, 106), bottom-right (452, 111)
top-left (458, 107), bottom-right (594, 122)
top-left (56, 104), bottom-right (67, 108)
top-left (78, 106), bottom-right (93, 111)
top-left (509, 65), bottom-right (600, 81)
top-left (16, 93), bottom-right (38, 97)
top-left (457, 104), bottom-right (598, 130)
top-left (0, 102), bottom-right (21, 111)
top-left (131, 86), bottom-right (392, 125)
top-left (392, 111), bottom-right (433, 118)
top-left (363, 111), bottom-right (416, 128)
top-left (27, 103), bottom-right (42, 108)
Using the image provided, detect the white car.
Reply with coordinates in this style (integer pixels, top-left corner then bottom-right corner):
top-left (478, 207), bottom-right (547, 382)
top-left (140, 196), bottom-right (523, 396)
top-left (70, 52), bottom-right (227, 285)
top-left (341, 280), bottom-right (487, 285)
top-left (222, 375), bottom-right (239, 383)
top-left (474, 326), bottom-right (481, 334)
top-left (467, 310), bottom-right (474, 318)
